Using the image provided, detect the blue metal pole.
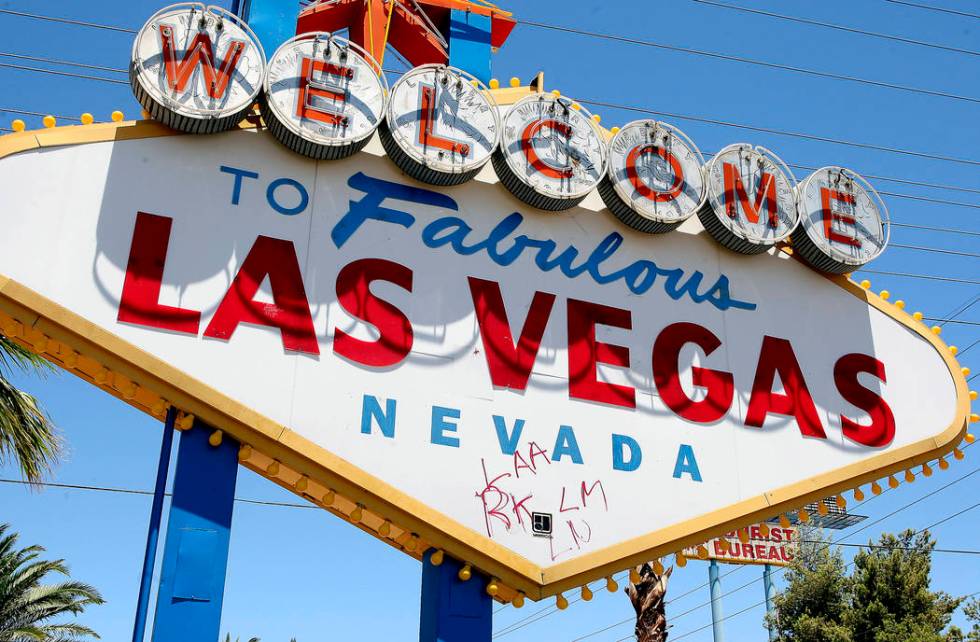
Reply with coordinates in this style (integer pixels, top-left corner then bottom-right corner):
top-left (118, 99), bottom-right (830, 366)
top-left (131, 406), bottom-right (177, 642)
top-left (764, 564), bottom-right (777, 641)
top-left (709, 559), bottom-right (725, 642)
top-left (151, 423), bottom-right (239, 642)
top-left (419, 550), bottom-right (492, 642)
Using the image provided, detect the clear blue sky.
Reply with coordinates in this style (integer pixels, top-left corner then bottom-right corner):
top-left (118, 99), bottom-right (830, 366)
top-left (1, 0), bottom-right (977, 640)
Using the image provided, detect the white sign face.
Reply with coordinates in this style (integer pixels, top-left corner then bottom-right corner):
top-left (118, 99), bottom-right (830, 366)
top-left (0, 127), bottom-right (966, 592)
top-left (383, 65), bottom-right (499, 181)
top-left (263, 33), bottom-right (386, 156)
top-left (796, 167), bottom-right (889, 269)
top-left (131, 3), bottom-right (265, 130)
top-left (496, 94), bottom-right (606, 203)
top-left (603, 119), bottom-right (705, 231)
top-left (701, 144), bottom-right (799, 250)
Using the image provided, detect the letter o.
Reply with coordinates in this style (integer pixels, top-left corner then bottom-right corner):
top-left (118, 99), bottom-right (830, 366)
top-left (266, 177), bottom-right (309, 216)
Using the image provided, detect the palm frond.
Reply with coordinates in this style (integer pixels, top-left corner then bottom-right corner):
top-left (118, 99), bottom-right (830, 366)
top-left (0, 364), bottom-right (60, 484)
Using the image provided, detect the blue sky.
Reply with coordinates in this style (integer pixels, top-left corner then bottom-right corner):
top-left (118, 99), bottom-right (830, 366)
top-left (0, 0), bottom-right (977, 640)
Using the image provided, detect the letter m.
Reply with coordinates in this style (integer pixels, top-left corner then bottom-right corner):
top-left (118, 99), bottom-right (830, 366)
top-left (158, 24), bottom-right (246, 99)
top-left (722, 162), bottom-right (778, 227)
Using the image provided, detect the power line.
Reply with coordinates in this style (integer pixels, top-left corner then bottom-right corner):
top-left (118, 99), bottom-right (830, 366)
top-left (0, 8), bottom-right (135, 33)
top-left (0, 107), bottom-right (81, 122)
top-left (890, 223), bottom-right (980, 238)
top-left (574, 464), bottom-right (978, 642)
top-left (664, 500), bottom-right (980, 642)
top-left (882, 0), bottom-right (980, 21)
top-left (691, 0), bottom-right (980, 57)
top-left (818, 541), bottom-right (980, 555)
top-left (939, 295), bottom-right (980, 327)
top-left (0, 62), bottom-right (128, 85)
top-left (0, 51), bottom-right (126, 75)
top-left (857, 270), bottom-right (980, 286)
top-left (958, 339), bottom-right (979, 358)
top-left (890, 243), bottom-right (980, 259)
top-left (922, 318), bottom-right (980, 327)
top-left (580, 96), bottom-right (980, 168)
top-left (516, 19), bottom-right (980, 105)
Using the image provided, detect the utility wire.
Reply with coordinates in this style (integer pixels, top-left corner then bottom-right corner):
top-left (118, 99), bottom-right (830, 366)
top-left (0, 62), bottom-right (128, 85)
top-left (690, 0), bottom-right (980, 57)
top-left (663, 500), bottom-right (980, 642)
top-left (517, 19), bottom-right (980, 105)
top-left (938, 295), bottom-right (980, 327)
top-left (890, 244), bottom-right (980, 259)
top-left (890, 223), bottom-right (980, 238)
top-left (883, 0), bottom-right (980, 20)
top-left (571, 464), bottom-right (978, 642)
top-left (857, 270), bottom-right (980, 286)
top-left (0, 107), bottom-right (81, 122)
top-left (957, 339), bottom-right (979, 358)
top-left (579, 97), bottom-right (980, 168)
top-left (0, 51), bottom-right (126, 75)
top-left (922, 318), bottom-right (979, 327)
top-left (0, 8), bottom-right (136, 33)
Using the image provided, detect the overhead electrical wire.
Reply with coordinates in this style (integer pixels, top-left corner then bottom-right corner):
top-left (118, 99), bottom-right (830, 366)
top-left (883, 0), bottom-right (980, 20)
top-left (516, 19), bottom-right (980, 105)
top-left (889, 244), bottom-right (980, 259)
top-left (957, 339), bottom-right (979, 358)
top-left (0, 62), bottom-right (128, 85)
top-left (857, 270), bottom-right (980, 286)
top-left (0, 51), bottom-right (126, 74)
top-left (690, 0), bottom-right (980, 57)
top-left (0, 107), bottom-right (81, 122)
top-left (661, 500), bottom-right (980, 642)
top-left (0, 8), bottom-right (136, 33)
top-left (566, 464), bottom-right (978, 642)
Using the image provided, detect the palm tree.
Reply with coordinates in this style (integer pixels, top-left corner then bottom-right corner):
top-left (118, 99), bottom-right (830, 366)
top-left (627, 562), bottom-right (673, 642)
top-left (0, 335), bottom-right (59, 483)
top-left (0, 523), bottom-right (104, 641)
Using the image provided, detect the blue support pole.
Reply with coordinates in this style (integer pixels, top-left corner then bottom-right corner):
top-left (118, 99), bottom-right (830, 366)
top-left (233, 0), bottom-right (300, 58)
top-left (448, 9), bottom-right (492, 84)
top-left (131, 407), bottom-right (177, 642)
top-left (151, 424), bottom-right (239, 642)
top-left (764, 564), bottom-right (777, 641)
top-left (709, 559), bottom-right (725, 642)
top-left (419, 550), bottom-right (492, 642)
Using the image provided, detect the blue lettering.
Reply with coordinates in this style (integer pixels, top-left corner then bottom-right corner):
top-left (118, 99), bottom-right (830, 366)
top-left (551, 425), bottom-right (584, 464)
top-left (266, 177), bottom-right (309, 216)
top-left (220, 165), bottom-right (259, 205)
top-left (612, 434), bottom-right (642, 472)
top-left (431, 406), bottom-right (461, 448)
top-left (673, 444), bottom-right (703, 482)
top-left (361, 395), bottom-right (396, 438)
top-left (492, 415), bottom-right (525, 455)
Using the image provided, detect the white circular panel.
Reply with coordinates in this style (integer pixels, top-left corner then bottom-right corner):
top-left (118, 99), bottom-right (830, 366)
top-left (380, 65), bottom-right (500, 185)
top-left (262, 33), bottom-right (387, 160)
top-left (130, 3), bottom-right (265, 134)
top-left (792, 167), bottom-right (889, 273)
top-left (698, 144), bottom-right (799, 255)
top-left (493, 94), bottom-right (606, 211)
top-left (600, 119), bottom-right (706, 233)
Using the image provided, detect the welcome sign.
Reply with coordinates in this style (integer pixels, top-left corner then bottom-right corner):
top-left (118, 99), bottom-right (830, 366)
top-left (0, 2), bottom-right (970, 603)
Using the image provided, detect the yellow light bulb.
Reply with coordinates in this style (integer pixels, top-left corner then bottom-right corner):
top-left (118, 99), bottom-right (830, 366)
top-left (487, 578), bottom-right (499, 596)
top-left (798, 508), bottom-right (810, 523)
top-left (140, 109), bottom-right (150, 119)
top-left (349, 505), bottom-right (363, 523)
top-left (551, 89), bottom-right (561, 97)
top-left (953, 448), bottom-right (964, 460)
top-left (405, 535), bottom-right (417, 552)
top-left (888, 475), bottom-right (899, 489)
top-left (652, 559), bottom-right (664, 575)
top-left (931, 326), bottom-right (942, 335)
top-left (836, 495), bottom-right (847, 509)
top-left (322, 489), bottom-right (335, 506)
top-left (509, 76), bottom-right (520, 87)
top-left (904, 469), bottom-right (915, 483)
top-left (718, 538), bottom-right (729, 552)
top-left (817, 501), bottom-right (828, 516)
top-left (854, 487), bottom-right (865, 501)
top-left (939, 457), bottom-right (949, 470)
top-left (489, 78), bottom-right (499, 89)
top-left (895, 300), bottom-right (905, 310)
top-left (610, 126), bottom-right (620, 134)
top-left (111, 110), bottom-right (124, 122)
top-left (913, 312), bottom-right (924, 321)
top-left (429, 549), bottom-right (443, 566)
top-left (581, 585), bottom-right (593, 601)
top-left (871, 481), bottom-right (882, 495)
top-left (950, 346), bottom-right (959, 355)
top-left (592, 114), bottom-right (601, 123)
top-left (556, 593), bottom-right (568, 610)
top-left (859, 280), bottom-right (871, 289)
top-left (739, 528), bottom-right (750, 543)
top-left (969, 390), bottom-right (977, 401)
top-left (922, 463), bottom-right (932, 477)
top-left (458, 564), bottom-right (472, 581)
top-left (208, 430), bottom-right (223, 447)
top-left (879, 290), bottom-right (890, 300)
top-left (962, 367), bottom-right (971, 377)
top-left (971, 413), bottom-right (979, 423)
top-left (606, 576), bottom-right (618, 592)
top-left (80, 113), bottom-right (94, 125)
top-left (759, 522), bottom-right (771, 538)
top-left (379, 520), bottom-right (391, 537)
top-left (675, 552), bottom-right (687, 567)
top-left (965, 433), bottom-right (975, 444)
top-left (266, 460), bottom-right (280, 476)
top-left (513, 592), bottom-right (525, 608)
top-left (697, 545), bottom-right (709, 560)
top-left (11, 119), bottom-right (25, 132)
top-left (629, 568), bottom-right (640, 584)
top-left (779, 514), bottom-right (791, 528)
top-left (295, 476), bottom-right (308, 492)
top-left (238, 445), bottom-right (252, 462)
top-left (42, 115), bottom-right (56, 128)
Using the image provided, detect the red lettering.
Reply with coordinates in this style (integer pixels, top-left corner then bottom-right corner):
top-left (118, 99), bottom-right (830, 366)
top-left (567, 299), bottom-right (635, 408)
top-left (528, 442), bottom-right (551, 470)
top-left (468, 277), bottom-right (556, 390)
top-left (653, 322), bottom-right (734, 423)
top-left (580, 480), bottom-right (608, 511)
top-left (203, 236), bottom-right (318, 355)
top-left (117, 212), bottom-right (201, 335)
top-left (512, 451), bottom-right (535, 478)
top-left (559, 487), bottom-right (579, 513)
top-left (511, 493), bottom-right (534, 528)
top-left (296, 57), bottom-right (353, 126)
top-left (745, 336), bottom-right (825, 439)
top-left (521, 119), bottom-right (573, 179)
top-left (834, 353), bottom-right (895, 447)
top-left (626, 144), bottom-right (684, 202)
top-left (419, 84), bottom-right (469, 156)
top-left (159, 26), bottom-right (245, 99)
top-left (333, 258), bottom-right (413, 367)
top-left (722, 162), bottom-right (778, 227)
top-left (821, 188), bottom-right (861, 248)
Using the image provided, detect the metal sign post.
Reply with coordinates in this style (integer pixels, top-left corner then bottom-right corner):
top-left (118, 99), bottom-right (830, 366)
top-left (420, 550), bottom-right (493, 642)
top-left (708, 559), bottom-right (725, 642)
top-left (764, 564), bottom-right (776, 641)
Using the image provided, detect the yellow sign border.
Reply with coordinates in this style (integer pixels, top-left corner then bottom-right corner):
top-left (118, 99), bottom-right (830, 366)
top-left (0, 120), bottom-right (970, 601)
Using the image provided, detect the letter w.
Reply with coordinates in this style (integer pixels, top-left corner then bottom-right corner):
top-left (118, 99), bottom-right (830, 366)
top-left (468, 277), bottom-right (555, 391)
top-left (159, 24), bottom-right (246, 99)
